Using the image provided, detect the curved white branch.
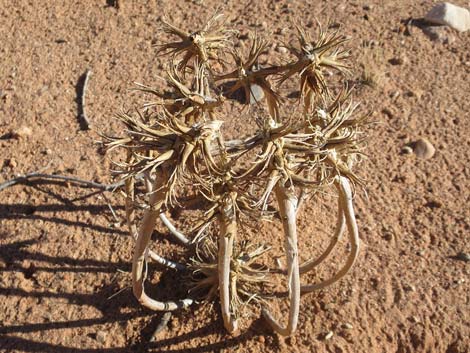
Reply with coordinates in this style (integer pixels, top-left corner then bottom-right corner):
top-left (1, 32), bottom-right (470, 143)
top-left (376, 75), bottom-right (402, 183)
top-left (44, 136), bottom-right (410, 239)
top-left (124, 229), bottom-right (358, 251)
top-left (262, 185), bottom-right (300, 336)
top-left (301, 176), bottom-right (360, 293)
top-left (131, 175), bottom-right (193, 311)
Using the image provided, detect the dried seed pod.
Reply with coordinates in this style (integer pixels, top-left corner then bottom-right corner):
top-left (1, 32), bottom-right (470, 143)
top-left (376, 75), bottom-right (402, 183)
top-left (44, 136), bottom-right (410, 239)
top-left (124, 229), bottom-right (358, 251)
top-left (155, 11), bottom-right (234, 73)
top-left (278, 23), bottom-right (350, 111)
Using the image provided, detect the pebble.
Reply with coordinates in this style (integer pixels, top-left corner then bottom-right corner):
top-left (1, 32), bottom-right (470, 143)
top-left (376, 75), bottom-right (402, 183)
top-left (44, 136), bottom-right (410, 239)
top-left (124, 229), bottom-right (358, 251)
top-left (276, 46), bottom-right (288, 54)
top-left (425, 2), bottom-right (470, 32)
top-left (425, 199), bottom-right (442, 208)
top-left (410, 316), bottom-right (420, 323)
top-left (324, 331), bottom-right (334, 340)
top-left (383, 232), bottom-right (394, 241)
top-left (390, 91), bottom-right (400, 101)
top-left (401, 146), bottom-right (413, 155)
top-left (6, 158), bottom-right (17, 168)
top-left (382, 108), bottom-right (394, 118)
top-left (411, 138), bottom-right (435, 159)
top-left (11, 126), bottom-right (32, 139)
top-left (389, 56), bottom-right (405, 65)
top-left (95, 330), bottom-right (107, 344)
top-left (342, 323), bottom-right (354, 330)
top-left (454, 252), bottom-right (470, 262)
top-left (406, 89), bottom-right (424, 100)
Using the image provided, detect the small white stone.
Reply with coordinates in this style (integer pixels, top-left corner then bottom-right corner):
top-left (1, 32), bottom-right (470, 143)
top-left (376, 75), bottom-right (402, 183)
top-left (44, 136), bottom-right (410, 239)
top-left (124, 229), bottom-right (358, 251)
top-left (425, 3), bottom-right (470, 32)
top-left (276, 46), bottom-right (288, 54)
top-left (410, 316), bottom-right (420, 323)
top-left (324, 331), bottom-right (334, 340)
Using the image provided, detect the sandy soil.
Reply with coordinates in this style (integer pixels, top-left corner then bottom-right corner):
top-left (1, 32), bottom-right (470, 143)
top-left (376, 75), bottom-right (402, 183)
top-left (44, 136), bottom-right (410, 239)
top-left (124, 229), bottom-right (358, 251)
top-left (1, 1), bottom-right (469, 352)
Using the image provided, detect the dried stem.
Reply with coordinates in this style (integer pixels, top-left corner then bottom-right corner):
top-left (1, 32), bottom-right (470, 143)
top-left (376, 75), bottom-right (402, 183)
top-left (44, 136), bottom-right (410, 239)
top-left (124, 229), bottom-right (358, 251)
top-left (131, 173), bottom-right (193, 310)
top-left (262, 185), bottom-right (300, 336)
top-left (159, 213), bottom-right (190, 245)
top-left (150, 312), bottom-right (172, 342)
top-left (217, 195), bottom-right (238, 333)
top-left (124, 159), bottom-right (186, 269)
top-left (301, 176), bottom-right (359, 293)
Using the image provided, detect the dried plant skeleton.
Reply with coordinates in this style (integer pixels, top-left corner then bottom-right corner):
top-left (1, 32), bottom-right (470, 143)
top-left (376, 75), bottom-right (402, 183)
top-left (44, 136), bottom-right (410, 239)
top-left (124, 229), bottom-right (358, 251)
top-left (103, 13), bottom-right (367, 336)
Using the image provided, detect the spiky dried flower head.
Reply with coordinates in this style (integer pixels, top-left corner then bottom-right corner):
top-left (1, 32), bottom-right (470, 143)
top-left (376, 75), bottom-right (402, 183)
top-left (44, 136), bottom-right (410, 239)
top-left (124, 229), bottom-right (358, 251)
top-left (103, 108), bottom-right (225, 207)
top-left (155, 10), bottom-right (234, 72)
top-left (134, 62), bottom-right (223, 124)
top-left (215, 33), bottom-right (282, 120)
top-left (278, 88), bottom-right (366, 189)
top-left (279, 22), bottom-right (351, 111)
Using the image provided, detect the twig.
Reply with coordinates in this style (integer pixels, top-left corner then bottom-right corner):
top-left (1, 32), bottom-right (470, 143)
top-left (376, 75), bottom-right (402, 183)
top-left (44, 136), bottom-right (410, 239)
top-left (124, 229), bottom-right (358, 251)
top-left (159, 213), bottom-right (190, 245)
top-left (0, 171), bottom-right (124, 192)
top-left (107, 286), bottom-right (130, 300)
top-left (78, 69), bottom-right (92, 130)
top-left (149, 312), bottom-right (172, 342)
top-left (101, 192), bottom-right (120, 222)
top-left (148, 250), bottom-right (186, 271)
